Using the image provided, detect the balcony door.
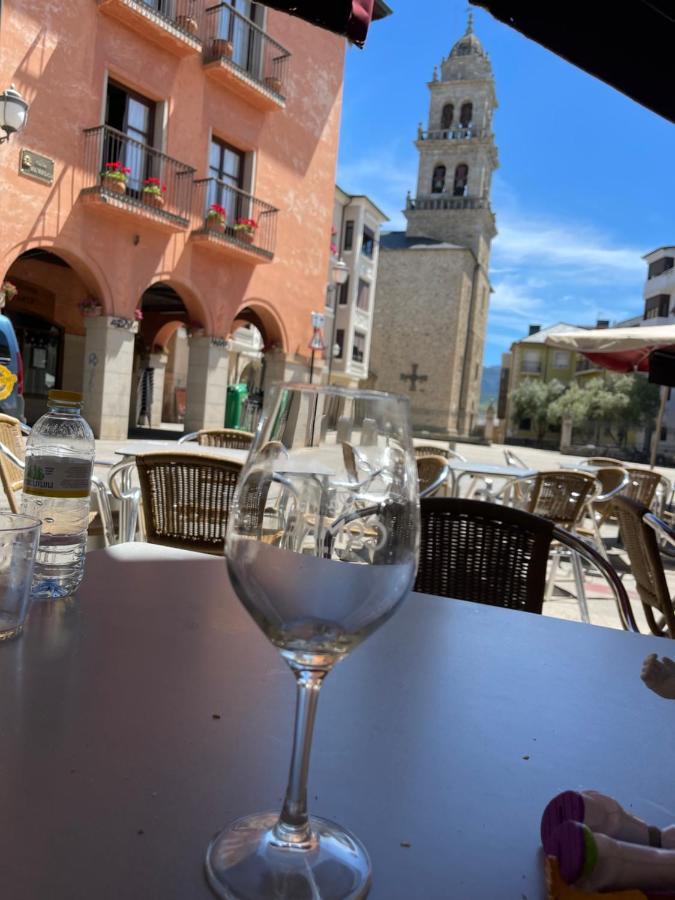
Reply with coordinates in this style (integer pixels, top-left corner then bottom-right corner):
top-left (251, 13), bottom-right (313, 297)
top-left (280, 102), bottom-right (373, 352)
top-left (208, 138), bottom-right (246, 227)
top-left (105, 81), bottom-right (157, 195)
top-left (218, 2), bottom-right (262, 75)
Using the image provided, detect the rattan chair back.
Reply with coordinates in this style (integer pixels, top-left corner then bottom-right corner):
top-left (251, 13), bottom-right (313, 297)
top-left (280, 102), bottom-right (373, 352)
top-left (135, 453), bottom-right (242, 555)
top-left (0, 414), bottom-right (25, 513)
top-left (415, 445), bottom-right (448, 459)
top-left (417, 455), bottom-right (450, 498)
top-left (623, 468), bottom-right (663, 508)
top-left (613, 495), bottom-right (675, 638)
top-left (196, 429), bottom-right (254, 450)
top-left (592, 465), bottom-right (629, 525)
top-left (415, 498), bottom-right (554, 613)
top-left (523, 470), bottom-right (596, 529)
top-left (586, 456), bottom-right (625, 467)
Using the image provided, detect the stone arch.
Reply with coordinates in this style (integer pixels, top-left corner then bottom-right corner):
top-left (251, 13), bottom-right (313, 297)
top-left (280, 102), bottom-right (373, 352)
top-left (441, 103), bottom-right (454, 130)
top-left (230, 299), bottom-right (288, 352)
top-left (136, 277), bottom-right (210, 335)
top-left (460, 101), bottom-right (473, 128)
top-left (431, 164), bottom-right (446, 194)
top-left (453, 163), bottom-right (469, 197)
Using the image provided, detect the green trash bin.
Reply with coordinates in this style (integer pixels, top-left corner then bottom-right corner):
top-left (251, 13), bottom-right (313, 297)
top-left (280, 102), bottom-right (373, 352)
top-left (225, 383), bottom-right (248, 429)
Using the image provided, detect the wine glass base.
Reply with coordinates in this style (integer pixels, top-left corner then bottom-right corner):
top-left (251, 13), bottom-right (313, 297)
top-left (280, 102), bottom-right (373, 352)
top-left (205, 812), bottom-right (372, 900)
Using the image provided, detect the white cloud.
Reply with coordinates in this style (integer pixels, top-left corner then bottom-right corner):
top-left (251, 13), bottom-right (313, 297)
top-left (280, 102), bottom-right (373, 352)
top-left (338, 147), bottom-right (416, 231)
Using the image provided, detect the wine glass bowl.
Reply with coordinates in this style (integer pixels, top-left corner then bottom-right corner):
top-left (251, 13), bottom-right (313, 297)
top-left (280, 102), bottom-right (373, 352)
top-left (206, 384), bottom-right (419, 900)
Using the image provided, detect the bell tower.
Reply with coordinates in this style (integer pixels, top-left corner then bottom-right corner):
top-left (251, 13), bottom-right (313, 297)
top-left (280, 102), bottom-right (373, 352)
top-left (405, 14), bottom-right (498, 266)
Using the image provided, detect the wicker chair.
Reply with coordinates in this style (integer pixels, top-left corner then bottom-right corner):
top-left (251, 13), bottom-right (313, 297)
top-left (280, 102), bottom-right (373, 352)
top-left (415, 444), bottom-right (467, 463)
top-left (135, 453), bottom-right (242, 555)
top-left (414, 498), bottom-right (636, 629)
top-left (613, 495), bottom-right (675, 638)
top-left (417, 455), bottom-right (452, 499)
top-left (586, 456), bottom-right (625, 467)
top-left (178, 428), bottom-right (254, 450)
top-left (623, 468), bottom-right (670, 512)
top-left (0, 414), bottom-right (26, 512)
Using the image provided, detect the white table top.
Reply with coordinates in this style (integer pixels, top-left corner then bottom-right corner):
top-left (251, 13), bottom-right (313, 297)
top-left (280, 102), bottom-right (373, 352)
top-left (0, 545), bottom-right (669, 898)
top-left (448, 460), bottom-right (537, 478)
top-left (114, 441), bottom-right (248, 465)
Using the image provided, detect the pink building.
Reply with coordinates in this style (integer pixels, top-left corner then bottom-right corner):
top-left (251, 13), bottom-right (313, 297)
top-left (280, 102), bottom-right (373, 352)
top-left (0, 0), bottom-right (347, 436)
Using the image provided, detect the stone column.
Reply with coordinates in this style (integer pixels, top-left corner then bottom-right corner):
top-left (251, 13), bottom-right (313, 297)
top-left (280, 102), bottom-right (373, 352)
top-left (184, 336), bottom-right (228, 433)
top-left (148, 351), bottom-right (169, 428)
top-left (82, 315), bottom-right (137, 440)
top-left (560, 414), bottom-right (573, 452)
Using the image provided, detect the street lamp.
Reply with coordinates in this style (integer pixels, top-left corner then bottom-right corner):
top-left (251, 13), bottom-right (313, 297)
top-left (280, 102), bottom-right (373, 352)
top-left (0, 85), bottom-right (29, 144)
top-left (326, 256), bottom-right (349, 384)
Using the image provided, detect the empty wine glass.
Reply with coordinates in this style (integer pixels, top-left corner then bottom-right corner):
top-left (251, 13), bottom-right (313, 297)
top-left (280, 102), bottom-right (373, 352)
top-left (206, 383), bottom-right (420, 900)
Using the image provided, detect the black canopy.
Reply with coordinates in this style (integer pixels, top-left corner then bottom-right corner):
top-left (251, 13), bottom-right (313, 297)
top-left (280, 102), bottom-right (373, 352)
top-left (470, 1), bottom-right (675, 123)
top-left (255, 0), bottom-right (391, 48)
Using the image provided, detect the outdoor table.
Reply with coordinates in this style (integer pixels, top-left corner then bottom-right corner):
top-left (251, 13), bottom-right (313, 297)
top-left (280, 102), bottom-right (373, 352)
top-left (0, 543), bottom-right (671, 899)
top-left (447, 459), bottom-right (537, 497)
top-left (112, 442), bottom-right (249, 541)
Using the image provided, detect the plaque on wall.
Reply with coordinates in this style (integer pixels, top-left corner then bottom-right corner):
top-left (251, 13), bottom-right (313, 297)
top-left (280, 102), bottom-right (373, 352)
top-left (19, 149), bottom-right (55, 185)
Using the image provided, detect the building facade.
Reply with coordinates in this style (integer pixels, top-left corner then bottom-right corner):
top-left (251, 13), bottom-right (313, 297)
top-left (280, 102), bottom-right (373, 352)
top-left (642, 246), bottom-right (675, 460)
top-left (369, 16), bottom-right (497, 436)
top-left (0, 0), bottom-right (346, 437)
top-left (323, 186), bottom-right (388, 387)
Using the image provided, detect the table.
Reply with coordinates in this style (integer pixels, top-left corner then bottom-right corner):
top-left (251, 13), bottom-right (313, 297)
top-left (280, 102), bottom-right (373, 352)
top-left (0, 543), bottom-right (671, 899)
top-left (447, 460), bottom-right (537, 497)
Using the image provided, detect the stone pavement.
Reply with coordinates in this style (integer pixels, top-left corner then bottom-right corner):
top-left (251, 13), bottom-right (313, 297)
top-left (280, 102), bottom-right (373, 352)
top-left (87, 435), bottom-right (675, 635)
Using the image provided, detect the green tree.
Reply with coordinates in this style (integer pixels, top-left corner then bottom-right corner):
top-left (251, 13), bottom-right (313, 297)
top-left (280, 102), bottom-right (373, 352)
top-left (510, 378), bottom-right (566, 441)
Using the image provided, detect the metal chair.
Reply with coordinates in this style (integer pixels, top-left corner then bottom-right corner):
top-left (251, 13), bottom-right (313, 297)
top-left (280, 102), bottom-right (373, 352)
top-left (503, 447), bottom-right (527, 468)
top-left (177, 428), bottom-right (254, 449)
top-left (623, 467), bottom-right (670, 514)
top-left (135, 453), bottom-right (243, 555)
top-left (417, 455), bottom-right (452, 499)
top-left (414, 498), bottom-right (636, 629)
top-left (613, 495), bottom-right (675, 638)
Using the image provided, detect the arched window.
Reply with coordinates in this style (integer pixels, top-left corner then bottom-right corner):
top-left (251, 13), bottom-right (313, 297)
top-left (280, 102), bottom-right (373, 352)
top-left (460, 102), bottom-right (473, 128)
top-left (453, 164), bottom-right (468, 197)
top-left (431, 165), bottom-right (446, 194)
top-left (441, 103), bottom-right (454, 130)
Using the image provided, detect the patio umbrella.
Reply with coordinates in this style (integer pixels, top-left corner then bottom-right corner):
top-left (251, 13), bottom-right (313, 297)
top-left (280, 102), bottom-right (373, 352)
top-left (255, 0), bottom-right (385, 47)
top-left (544, 324), bottom-right (675, 466)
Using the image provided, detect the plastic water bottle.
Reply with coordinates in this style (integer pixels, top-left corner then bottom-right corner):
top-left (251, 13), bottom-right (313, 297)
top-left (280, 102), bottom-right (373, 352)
top-left (21, 390), bottom-right (95, 599)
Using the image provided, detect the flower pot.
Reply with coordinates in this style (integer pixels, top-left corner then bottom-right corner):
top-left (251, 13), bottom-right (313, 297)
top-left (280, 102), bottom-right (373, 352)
top-left (143, 192), bottom-right (165, 209)
top-left (213, 38), bottom-right (233, 59)
top-left (175, 14), bottom-right (199, 36)
top-left (239, 231), bottom-right (255, 244)
top-left (207, 217), bottom-right (226, 233)
top-left (102, 176), bottom-right (127, 195)
top-left (264, 76), bottom-right (283, 94)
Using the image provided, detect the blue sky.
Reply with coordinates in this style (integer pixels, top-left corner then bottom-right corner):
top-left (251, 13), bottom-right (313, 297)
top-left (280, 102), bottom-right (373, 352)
top-left (336, 1), bottom-right (675, 366)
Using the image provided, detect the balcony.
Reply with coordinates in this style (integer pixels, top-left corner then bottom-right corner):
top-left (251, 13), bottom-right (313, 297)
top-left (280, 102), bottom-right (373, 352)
top-left (416, 126), bottom-right (484, 142)
top-left (406, 194), bottom-right (489, 211)
top-left (190, 178), bottom-right (278, 262)
top-left (96, 0), bottom-right (205, 56)
top-left (202, 4), bottom-right (290, 111)
top-left (80, 126), bottom-right (195, 230)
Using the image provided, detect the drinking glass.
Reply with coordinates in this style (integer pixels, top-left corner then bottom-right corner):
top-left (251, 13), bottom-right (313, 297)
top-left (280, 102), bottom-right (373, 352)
top-left (206, 384), bottom-right (420, 899)
top-left (0, 513), bottom-right (41, 641)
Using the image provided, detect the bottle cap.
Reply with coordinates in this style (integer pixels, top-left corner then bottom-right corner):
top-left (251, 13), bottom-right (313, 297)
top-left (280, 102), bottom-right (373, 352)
top-left (48, 390), bottom-right (83, 404)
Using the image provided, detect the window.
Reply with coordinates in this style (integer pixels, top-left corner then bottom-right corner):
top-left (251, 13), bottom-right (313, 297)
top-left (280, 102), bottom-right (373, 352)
top-left (343, 220), bottom-right (354, 251)
top-left (453, 164), bottom-right (468, 197)
top-left (644, 294), bottom-right (670, 319)
top-left (352, 331), bottom-right (366, 363)
top-left (338, 277), bottom-right (349, 305)
top-left (431, 164), bottom-right (446, 193)
top-left (335, 329), bottom-right (344, 359)
top-left (521, 349), bottom-right (541, 373)
top-left (648, 257), bottom-right (674, 279)
top-left (553, 350), bottom-right (570, 369)
top-left (105, 81), bottom-right (156, 194)
top-left (361, 227), bottom-right (375, 258)
top-left (356, 279), bottom-right (370, 311)
top-left (441, 103), bottom-right (454, 130)
top-left (208, 137), bottom-right (245, 222)
top-left (216, 1), bottom-right (263, 72)
top-left (459, 102), bottom-right (473, 128)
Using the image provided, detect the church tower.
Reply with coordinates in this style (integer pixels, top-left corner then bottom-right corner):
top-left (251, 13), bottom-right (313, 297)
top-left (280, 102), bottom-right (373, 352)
top-left (405, 14), bottom-right (498, 266)
top-left (368, 17), bottom-right (499, 437)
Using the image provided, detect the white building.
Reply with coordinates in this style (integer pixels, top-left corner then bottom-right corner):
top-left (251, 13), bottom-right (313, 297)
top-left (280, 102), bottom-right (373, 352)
top-left (642, 246), bottom-right (675, 460)
top-left (323, 186), bottom-right (388, 387)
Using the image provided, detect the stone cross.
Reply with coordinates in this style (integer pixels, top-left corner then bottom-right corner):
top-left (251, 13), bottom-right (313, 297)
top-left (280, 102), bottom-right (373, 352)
top-left (400, 363), bottom-right (428, 392)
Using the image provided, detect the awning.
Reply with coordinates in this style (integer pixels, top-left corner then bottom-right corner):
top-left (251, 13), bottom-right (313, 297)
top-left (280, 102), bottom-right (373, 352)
top-left (544, 324), bottom-right (675, 373)
top-left (470, 1), bottom-right (675, 123)
top-left (256, 0), bottom-right (383, 47)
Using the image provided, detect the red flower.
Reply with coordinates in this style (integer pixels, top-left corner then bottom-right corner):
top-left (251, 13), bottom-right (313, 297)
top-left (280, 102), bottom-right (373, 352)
top-left (208, 203), bottom-right (227, 217)
top-left (122, 167), bottom-right (131, 174)
top-left (144, 177), bottom-right (161, 185)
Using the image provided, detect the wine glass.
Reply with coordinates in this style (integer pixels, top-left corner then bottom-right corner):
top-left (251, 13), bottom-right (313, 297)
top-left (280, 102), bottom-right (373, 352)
top-left (206, 383), bottom-right (420, 900)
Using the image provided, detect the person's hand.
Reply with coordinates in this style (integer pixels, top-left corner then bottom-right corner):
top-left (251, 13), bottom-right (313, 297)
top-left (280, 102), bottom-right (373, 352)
top-left (641, 654), bottom-right (675, 699)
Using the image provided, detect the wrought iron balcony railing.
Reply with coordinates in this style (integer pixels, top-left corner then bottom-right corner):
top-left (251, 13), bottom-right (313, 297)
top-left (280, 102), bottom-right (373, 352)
top-left (406, 194), bottom-right (489, 211)
top-left (193, 177), bottom-right (278, 258)
top-left (202, 3), bottom-right (290, 97)
top-left (97, 0), bottom-right (207, 44)
top-left (417, 126), bottom-right (484, 141)
top-left (82, 125), bottom-right (196, 226)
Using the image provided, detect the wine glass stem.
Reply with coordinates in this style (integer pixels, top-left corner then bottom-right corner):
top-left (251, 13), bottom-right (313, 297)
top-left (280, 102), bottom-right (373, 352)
top-left (275, 668), bottom-right (327, 845)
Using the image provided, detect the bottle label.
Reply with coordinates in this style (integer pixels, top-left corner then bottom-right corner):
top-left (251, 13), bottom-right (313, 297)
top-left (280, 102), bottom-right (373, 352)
top-left (24, 457), bottom-right (93, 498)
